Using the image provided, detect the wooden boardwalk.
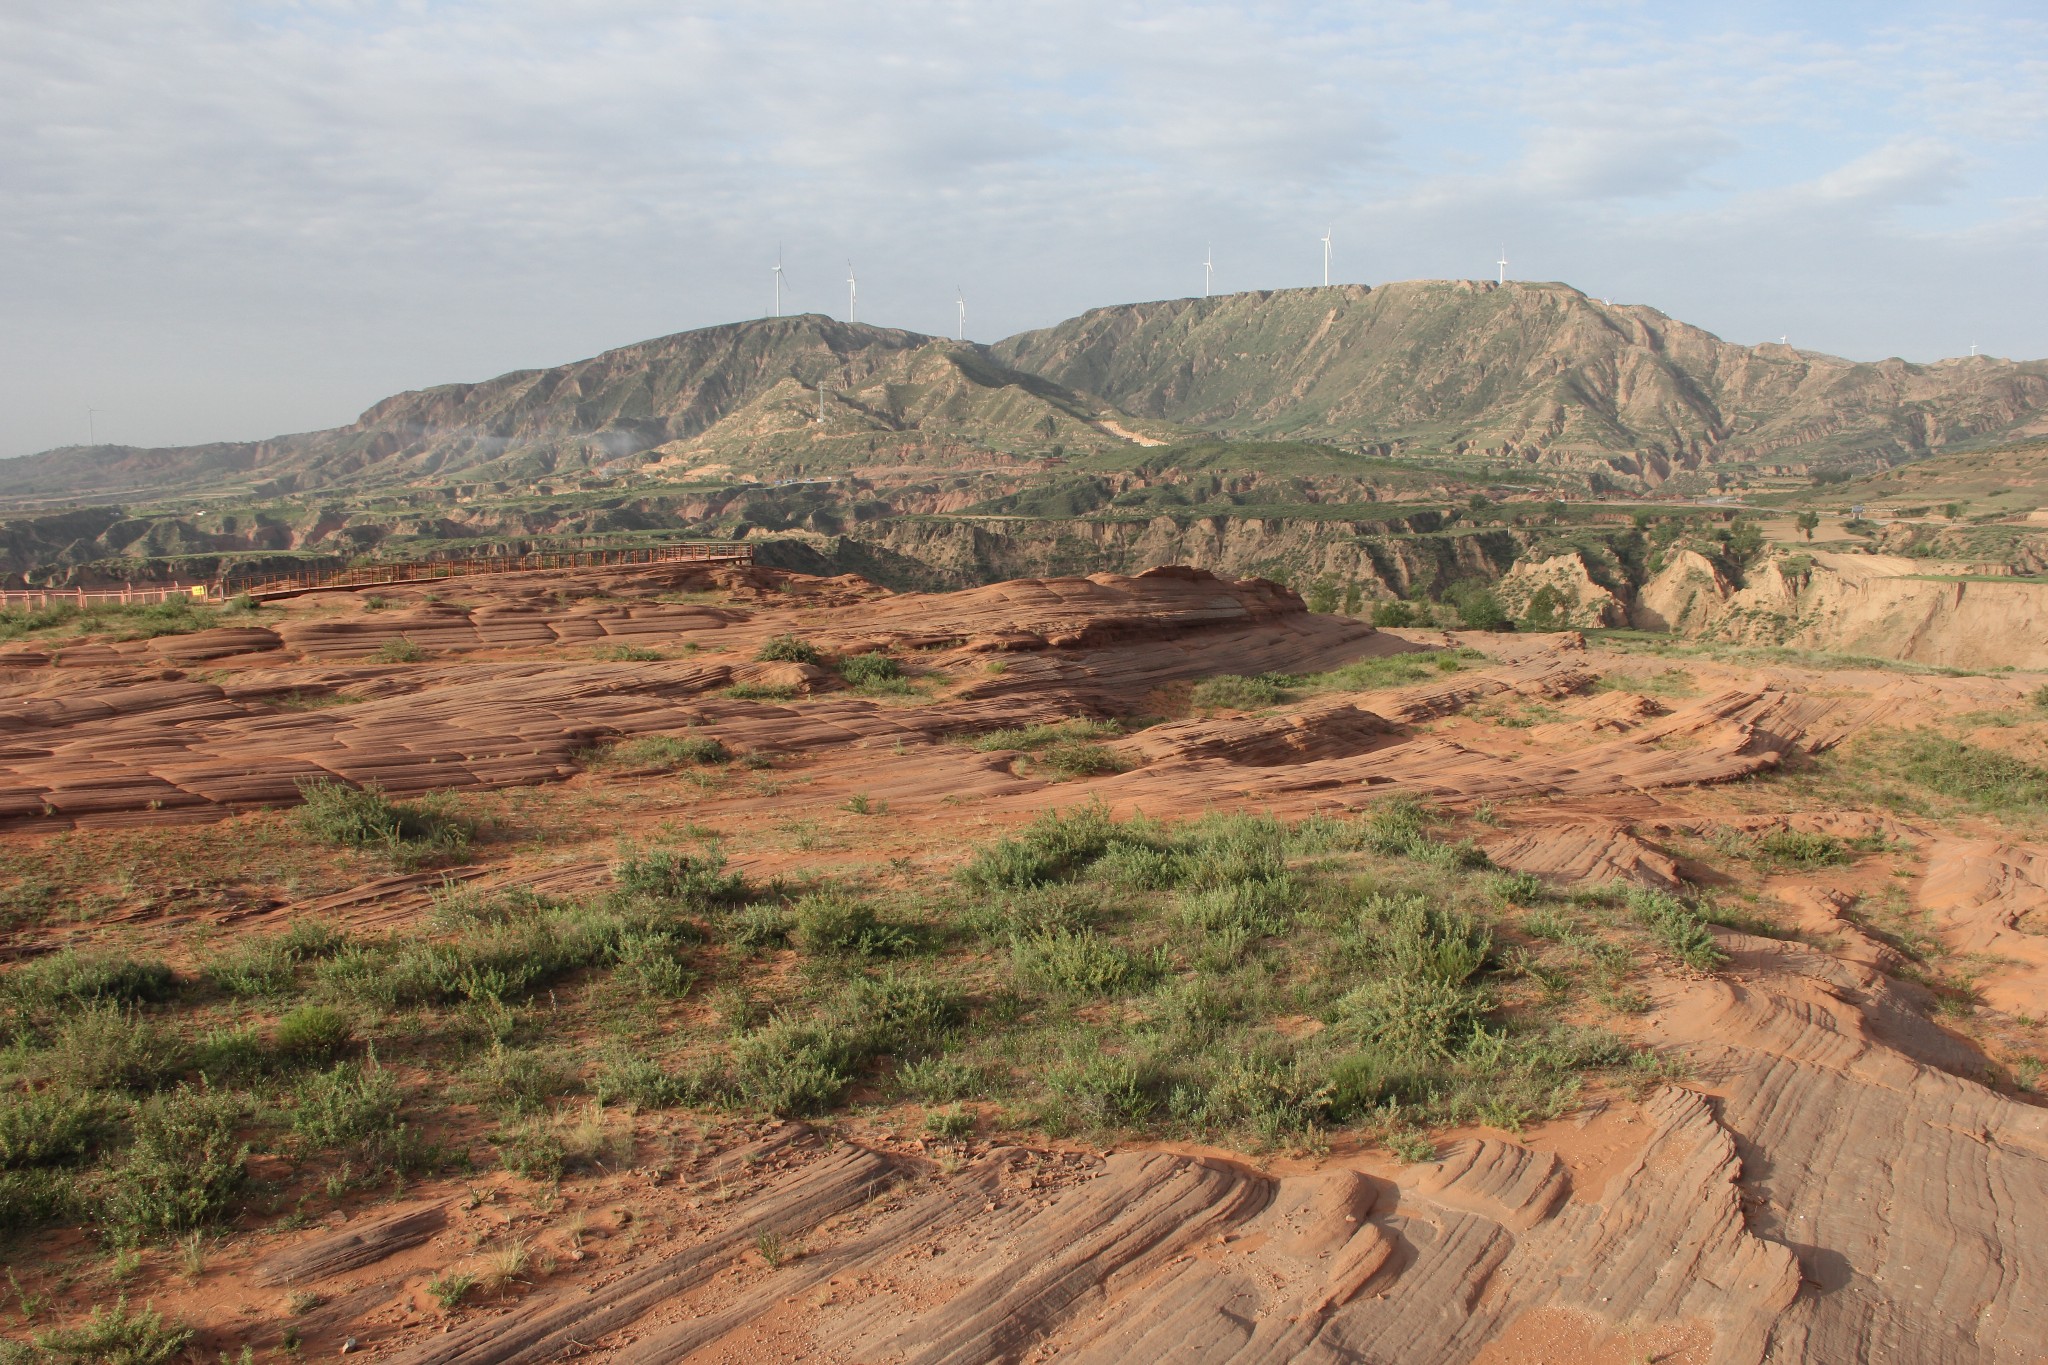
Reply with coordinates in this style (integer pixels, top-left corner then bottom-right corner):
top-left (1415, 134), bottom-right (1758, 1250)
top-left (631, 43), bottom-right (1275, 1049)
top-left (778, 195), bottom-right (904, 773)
top-left (0, 541), bottom-right (754, 609)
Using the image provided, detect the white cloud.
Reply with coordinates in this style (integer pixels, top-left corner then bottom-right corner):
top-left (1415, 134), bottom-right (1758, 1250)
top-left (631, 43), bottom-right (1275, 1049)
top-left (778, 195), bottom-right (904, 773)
top-left (0, 0), bottom-right (2043, 457)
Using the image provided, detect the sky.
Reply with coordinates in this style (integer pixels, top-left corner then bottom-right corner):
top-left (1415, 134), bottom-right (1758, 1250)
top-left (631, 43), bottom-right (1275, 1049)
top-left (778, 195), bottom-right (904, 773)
top-left (3, 1), bottom-right (2045, 459)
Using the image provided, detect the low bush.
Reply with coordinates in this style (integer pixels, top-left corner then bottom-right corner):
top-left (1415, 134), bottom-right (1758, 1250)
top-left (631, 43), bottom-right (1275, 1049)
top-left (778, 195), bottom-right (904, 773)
top-left (615, 849), bottom-right (749, 905)
top-left (31, 1297), bottom-right (193, 1365)
top-left (755, 635), bottom-right (821, 665)
top-left (837, 653), bottom-right (903, 688)
top-left (3, 952), bottom-right (176, 1018)
top-left (201, 921), bottom-right (345, 998)
top-left (291, 1058), bottom-right (401, 1150)
top-left (1190, 674), bottom-right (1292, 709)
top-left (1624, 888), bottom-right (1726, 972)
top-left (273, 1005), bottom-right (354, 1064)
top-left (1034, 740), bottom-right (1127, 780)
top-left (610, 734), bottom-right (729, 768)
top-left (372, 637), bottom-right (426, 663)
top-left (0, 1086), bottom-right (110, 1168)
top-left (1753, 828), bottom-right (1850, 869)
top-left (957, 804), bottom-right (1123, 891)
top-left (964, 719), bottom-right (1118, 752)
top-left (293, 779), bottom-right (471, 862)
top-left (38, 1004), bottom-right (187, 1092)
top-left (103, 1085), bottom-right (248, 1239)
top-left (595, 643), bottom-right (663, 662)
top-left (1011, 928), bottom-right (1159, 997)
top-left (791, 892), bottom-right (914, 957)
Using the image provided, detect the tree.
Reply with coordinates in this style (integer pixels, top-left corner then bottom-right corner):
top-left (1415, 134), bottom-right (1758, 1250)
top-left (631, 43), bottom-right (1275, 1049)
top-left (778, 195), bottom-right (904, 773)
top-left (1796, 510), bottom-right (1820, 541)
top-left (1946, 502), bottom-right (1965, 522)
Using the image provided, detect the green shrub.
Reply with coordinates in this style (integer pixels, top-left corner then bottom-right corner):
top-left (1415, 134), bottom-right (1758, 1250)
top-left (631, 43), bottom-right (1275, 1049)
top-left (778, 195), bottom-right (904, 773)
top-left (427, 1271), bottom-right (478, 1310)
top-left (1011, 928), bottom-right (1156, 997)
top-left (615, 849), bottom-right (748, 905)
top-left (594, 1052), bottom-right (722, 1110)
top-left (0, 1166), bottom-right (82, 1228)
top-left (1046, 1053), bottom-right (1158, 1127)
top-left (1333, 976), bottom-right (1490, 1060)
top-left (1371, 600), bottom-right (1420, 627)
top-left (3, 952), bottom-right (176, 1017)
top-left (273, 1005), bottom-right (354, 1064)
top-left (724, 682), bottom-right (799, 701)
top-left (730, 1019), bottom-right (860, 1116)
top-left (39, 1004), bottom-right (188, 1092)
top-left (32, 1297), bottom-right (193, 1365)
top-left (837, 653), bottom-right (903, 688)
top-left (894, 1056), bottom-right (987, 1102)
top-left (201, 921), bottom-right (344, 998)
top-left (1624, 888), bottom-right (1725, 972)
top-left (611, 734), bottom-right (728, 768)
top-left (291, 1058), bottom-right (401, 1149)
top-left (1190, 674), bottom-right (1291, 709)
top-left (372, 637), bottom-right (426, 663)
top-left (755, 635), bottom-right (821, 665)
top-left (1445, 582), bottom-right (1510, 631)
top-left (0, 1086), bottom-right (110, 1167)
top-left (791, 893), bottom-right (913, 957)
top-left (1893, 736), bottom-right (2048, 810)
top-left (958, 804), bottom-right (1121, 891)
top-left (103, 1086), bottom-right (248, 1239)
top-left (614, 933), bottom-right (697, 999)
top-left (191, 1025), bottom-right (268, 1082)
top-left (1753, 829), bottom-right (1850, 869)
top-left (924, 1105), bottom-right (975, 1139)
top-left (964, 719), bottom-right (1118, 752)
top-left (728, 904), bottom-right (794, 951)
top-left (1034, 741), bottom-right (1126, 780)
top-left (293, 779), bottom-right (470, 861)
top-left (595, 643), bottom-right (663, 662)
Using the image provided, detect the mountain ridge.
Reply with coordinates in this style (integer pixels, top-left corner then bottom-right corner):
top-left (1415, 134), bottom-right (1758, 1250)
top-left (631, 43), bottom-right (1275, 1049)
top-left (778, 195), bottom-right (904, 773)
top-left (6, 280), bottom-right (2046, 504)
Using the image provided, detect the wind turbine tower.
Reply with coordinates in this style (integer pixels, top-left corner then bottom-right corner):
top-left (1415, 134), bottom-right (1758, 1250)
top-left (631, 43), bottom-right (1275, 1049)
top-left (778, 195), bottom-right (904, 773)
top-left (772, 250), bottom-right (787, 319)
top-left (1321, 228), bottom-right (1332, 287)
top-left (1204, 244), bottom-right (1214, 298)
top-left (1496, 246), bottom-right (1508, 286)
top-left (847, 261), bottom-right (858, 324)
top-left (956, 288), bottom-right (966, 342)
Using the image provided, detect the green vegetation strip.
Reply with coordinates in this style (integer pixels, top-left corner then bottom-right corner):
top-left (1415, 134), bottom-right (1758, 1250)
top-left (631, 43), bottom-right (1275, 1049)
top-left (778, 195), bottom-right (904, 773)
top-left (0, 799), bottom-right (1735, 1246)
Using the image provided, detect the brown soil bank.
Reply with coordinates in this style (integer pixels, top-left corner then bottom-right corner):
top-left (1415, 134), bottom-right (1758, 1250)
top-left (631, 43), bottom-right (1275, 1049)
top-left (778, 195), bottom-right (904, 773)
top-left (1637, 548), bottom-right (2048, 669)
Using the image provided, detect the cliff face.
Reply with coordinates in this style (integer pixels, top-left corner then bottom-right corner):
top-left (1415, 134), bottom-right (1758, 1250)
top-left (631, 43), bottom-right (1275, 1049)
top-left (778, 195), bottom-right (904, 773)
top-left (994, 282), bottom-right (2048, 479)
top-left (1633, 549), bottom-right (2048, 668)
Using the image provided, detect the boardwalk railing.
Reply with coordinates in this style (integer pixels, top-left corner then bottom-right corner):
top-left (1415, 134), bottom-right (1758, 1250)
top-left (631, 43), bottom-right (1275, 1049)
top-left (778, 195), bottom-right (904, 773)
top-left (0, 583), bottom-right (210, 611)
top-left (0, 542), bottom-right (754, 609)
top-left (220, 542), bottom-right (753, 600)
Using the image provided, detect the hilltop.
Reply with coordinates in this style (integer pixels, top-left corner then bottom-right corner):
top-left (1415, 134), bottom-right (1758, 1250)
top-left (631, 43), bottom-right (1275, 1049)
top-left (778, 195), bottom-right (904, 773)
top-left (3, 282), bottom-right (2046, 508)
top-left (0, 317), bottom-right (1179, 505)
top-left (995, 281), bottom-right (2048, 482)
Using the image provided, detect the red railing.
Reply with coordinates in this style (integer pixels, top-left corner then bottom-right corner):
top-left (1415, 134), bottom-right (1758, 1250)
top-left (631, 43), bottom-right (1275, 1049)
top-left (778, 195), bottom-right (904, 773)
top-left (220, 542), bottom-right (753, 600)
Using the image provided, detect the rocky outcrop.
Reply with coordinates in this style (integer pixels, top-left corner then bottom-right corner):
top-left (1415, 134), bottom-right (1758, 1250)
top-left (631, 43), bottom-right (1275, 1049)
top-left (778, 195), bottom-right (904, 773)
top-left (1637, 549), bottom-right (2048, 668)
top-left (1497, 551), bottom-right (1628, 628)
top-left (1631, 549), bottom-right (1731, 632)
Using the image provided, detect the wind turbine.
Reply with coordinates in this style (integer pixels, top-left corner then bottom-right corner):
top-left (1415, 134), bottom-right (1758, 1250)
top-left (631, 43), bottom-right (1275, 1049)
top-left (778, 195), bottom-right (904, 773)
top-left (1971, 342), bottom-right (1979, 357)
top-left (1204, 244), bottom-right (1214, 298)
top-left (1321, 227), bottom-right (1332, 287)
top-left (1495, 246), bottom-right (1508, 286)
top-left (771, 249), bottom-right (789, 319)
top-left (847, 260), bottom-right (858, 324)
top-left (956, 288), bottom-right (966, 341)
